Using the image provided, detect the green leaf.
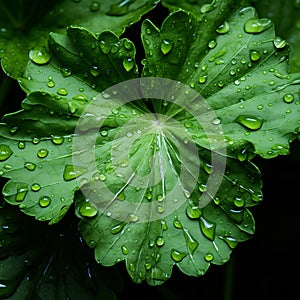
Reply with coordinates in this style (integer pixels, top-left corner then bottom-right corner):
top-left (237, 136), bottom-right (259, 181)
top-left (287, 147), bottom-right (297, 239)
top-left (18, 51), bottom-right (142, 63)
top-left (0, 0), bottom-right (157, 78)
top-left (141, 7), bottom-right (300, 158)
top-left (0, 202), bottom-right (123, 299)
top-left (249, 0), bottom-right (300, 73)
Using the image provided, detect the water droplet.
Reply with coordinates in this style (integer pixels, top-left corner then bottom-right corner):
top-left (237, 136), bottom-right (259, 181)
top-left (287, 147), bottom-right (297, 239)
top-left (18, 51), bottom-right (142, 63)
top-left (216, 21), bottom-right (230, 34)
top-left (123, 57), bottom-right (135, 72)
top-left (24, 162), bottom-right (36, 171)
top-left (208, 39), bottom-right (217, 49)
top-left (99, 174), bottom-right (106, 181)
top-left (37, 149), bottom-right (49, 158)
top-left (18, 142), bottom-right (25, 149)
top-left (283, 93), bottom-right (294, 103)
top-left (51, 135), bottom-right (64, 145)
top-left (199, 75), bottom-right (207, 84)
top-left (186, 205), bottom-right (201, 219)
top-left (183, 229), bottom-right (198, 253)
top-left (236, 115), bottom-right (263, 130)
top-left (79, 200), bottom-right (98, 217)
top-left (57, 88), bottom-right (68, 96)
top-left (100, 40), bottom-right (111, 54)
top-left (171, 249), bottom-right (188, 262)
top-left (63, 165), bottom-right (87, 181)
top-left (16, 185), bottom-right (28, 202)
top-left (68, 102), bottom-right (77, 114)
top-left (31, 183), bottom-right (41, 192)
top-left (204, 253), bottom-right (214, 262)
top-left (90, 65), bottom-right (100, 76)
top-left (220, 236), bottom-right (238, 248)
top-left (60, 67), bottom-right (71, 77)
top-left (0, 144), bottom-right (13, 161)
top-left (161, 220), bottom-right (168, 231)
top-left (160, 39), bottom-right (173, 55)
top-left (273, 37), bottom-right (286, 49)
top-left (199, 217), bottom-right (216, 241)
top-left (111, 222), bottom-right (126, 234)
top-left (173, 219), bottom-right (182, 229)
top-left (200, 3), bottom-right (216, 13)
top-left (73, 94), bottom-right (88, 101)
top-left (157, 205), bottom-right (164, 213)
top-left (39, 196), bottom-right (51, 207)
top-left (47, 80), bottom-right (55, 88)
top-left (89, 1), bottom-right (100, 11)
top-left (204, 163), bottom-right (212, 174)
top-left (29, 47), bottom-right (52, 65)
top-left (121, 245), bottom-right (129, 255)
top-left (107, 0), bottom-right (133, 16)
top-left (250, 50), bottom-right (261, 62)
top-left (156, 236), bottom-right (165, 247)
top-left (237, 148), bottom-right (248, 161)
top-left (244, 18), bottom-right (272, 34)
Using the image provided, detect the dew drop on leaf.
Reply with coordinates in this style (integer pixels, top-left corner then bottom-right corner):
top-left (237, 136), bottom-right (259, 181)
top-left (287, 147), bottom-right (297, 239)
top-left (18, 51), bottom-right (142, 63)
top-left (79, 200), bottom-right (98, 217)
top-left (273, 37), bottom-right (286, 49)
top-left (199, 75), bottom-right (207, 84)
top-left (89, 1), bottom-right (100, 12)
top-left (0, 144), bottom-right (13, 161)
top-left (200, 3), bottom-right (216, 13)
top-left (111, 222), bottom-right (126, 234)
top-left (208, 39), bottom-right (217, 49)
top-left (173, 219), bottom-right (182, 229)
top-left (51, 135), bottom-right (64, 145)
top-left (60, 67), bottom-right (72, 77)
top-left (18, 142), bottom-right (25, 149)
top-left (204, 253), bottom-right (214, 262)
top-left (250, 50), bottom-right (261, 62)
top-left (186, 205), bottom-right (201, 219)
top-left (121, 245), bottom-right (129, 255)
top-left (244, 18), bottom-right (272, 34)
top-left (123, 57), bottom-right (135, 72)
top-left (100, 40), bottom-right (111, 54)
top-left (31, 183), bottom-right (41, 192)
top-left (16, 185), bottom-right (28, 202)
top-left (220, 236), bottom-right (238, 249)
top-left (199, 217), bottom-right (216, 241)
top-left (37, 148), bottom-right (49, 158)
top-left (47, 80), bottom-right (55, 88)
top-left (160, 39), bottom-right (173, 55)
top-left (29, 47), bottom-right (52, 65)
top-left (236, 115), bottom-right (263, 130)
top-left (171, 249), bottom-right (188, 262)
top-left (39, 196), bottom-right (51, 207)
top-left (155, 236), bottom-right (165, 247)
top-left (283, 93), bottom-right (294, 103)
top-left (57, 88), bottom-right (68, 96)
top-left (24, 162), bottom-right (36, 171)
top-left (90, 66), bottom-right (100, 76)
top-left (107, 0), bottom-right (133, 16)
top-left (63, 165), bottom-right (87, 181)
top-left (216, 21), bottom-right (230, 34)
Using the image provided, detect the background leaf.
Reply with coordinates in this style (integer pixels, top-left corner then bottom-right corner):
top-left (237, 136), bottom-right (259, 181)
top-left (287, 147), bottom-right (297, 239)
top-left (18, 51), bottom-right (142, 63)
top-left (0, 0), bottom-right (157, 78)
top-left (0, 201), bottom-right (123, 299)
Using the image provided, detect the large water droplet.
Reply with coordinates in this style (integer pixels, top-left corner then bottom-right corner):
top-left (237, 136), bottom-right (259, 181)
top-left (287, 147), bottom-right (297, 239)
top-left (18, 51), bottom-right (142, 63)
top-left (24, 162), bottom-right (36, 171)
top-left (183, 229), bottom-right (198, 254)
top-left (250, 50), bottom-right (261, 62)
top-left (216, 21), bottom-right (230, 34)
top-left (39, 196), bottom-right (51, 207)
top-left (171, 249), bottom-right (188, 262)
top-left (155, 236), bottom-right (165, 247)
top-left (273, 37), bottom-right (286, 49)
top-left (0, 144), bottom-right (13, 161)
top-left (51, 135), bottom-right (64, 145)
top-left (16, 185), bottom-right (28, 202)
top-left (111, 222), bottom-right (126, 234)
top-left (220, 236), bottom-right (238, 248)
top-left (160, 39), bottom-right (173, 55)
top-left (244, 18), bottom-right (272, 34)
top-left (199, 217), bottom-right (216, 241)
top-left (123, 57), bottom-right (135, 72)
top-left (37, 149), bottom-right (49, 158)
top-left (63, 165), bottom-right (87, 181)
top-left (186, 205), bottom-right (201, 219)
top-left (236, 115), bottom-right (263, 130)
top-left (79, 200), bottom-right (98, 217)
top-left (283, 93), bottom-right (294, 103)
top-left (29, 47), bottom-right (52, 65)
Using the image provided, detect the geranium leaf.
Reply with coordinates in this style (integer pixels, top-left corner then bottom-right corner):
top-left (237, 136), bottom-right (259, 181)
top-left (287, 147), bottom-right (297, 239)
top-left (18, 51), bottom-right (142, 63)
top-left (0, 0), bottom-right (157, 78)
top-left (0, 202), bottom-right (123, 299)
